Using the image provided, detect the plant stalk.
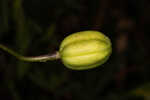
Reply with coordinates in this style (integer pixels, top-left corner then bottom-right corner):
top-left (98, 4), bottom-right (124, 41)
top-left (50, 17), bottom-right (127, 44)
top-left (0, 44), bottom-right (60, 62)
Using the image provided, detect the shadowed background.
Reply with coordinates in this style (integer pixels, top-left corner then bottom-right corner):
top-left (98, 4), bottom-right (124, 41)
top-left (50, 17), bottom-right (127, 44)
top-left (0, 0), bottom-right (150, 100)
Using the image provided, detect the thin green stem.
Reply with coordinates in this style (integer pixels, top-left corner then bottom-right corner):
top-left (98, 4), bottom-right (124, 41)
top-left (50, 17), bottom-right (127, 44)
top-left (0, 44), bottom-right (60, 62)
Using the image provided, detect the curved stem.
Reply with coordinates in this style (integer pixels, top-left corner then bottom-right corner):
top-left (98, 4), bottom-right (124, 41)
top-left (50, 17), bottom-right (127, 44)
top-left (0, 44), bottom-right (60, 62)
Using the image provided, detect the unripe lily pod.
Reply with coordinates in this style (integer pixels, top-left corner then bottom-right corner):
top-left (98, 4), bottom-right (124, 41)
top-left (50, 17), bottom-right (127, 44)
top-left (59, 30), bottom-right (112, 70)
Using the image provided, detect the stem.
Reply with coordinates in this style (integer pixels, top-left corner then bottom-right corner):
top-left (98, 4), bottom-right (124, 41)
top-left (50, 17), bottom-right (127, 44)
top-left (0, 44), bottom-right (60, 62)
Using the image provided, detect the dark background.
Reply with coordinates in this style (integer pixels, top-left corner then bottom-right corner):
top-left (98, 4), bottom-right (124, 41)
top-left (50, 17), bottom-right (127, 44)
top-left (0, 0), bottom-right (150, 100)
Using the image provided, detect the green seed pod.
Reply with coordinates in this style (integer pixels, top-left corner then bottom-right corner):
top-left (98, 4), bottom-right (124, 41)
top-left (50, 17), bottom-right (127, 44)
top-left (59, 30), bottom-right (112, 70)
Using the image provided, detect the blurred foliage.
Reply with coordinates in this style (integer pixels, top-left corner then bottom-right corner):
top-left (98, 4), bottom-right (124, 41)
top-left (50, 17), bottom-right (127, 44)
top-left (0, 0), bottom-right (150, 100)
top-left (131, 83), bottom-right (150, 100)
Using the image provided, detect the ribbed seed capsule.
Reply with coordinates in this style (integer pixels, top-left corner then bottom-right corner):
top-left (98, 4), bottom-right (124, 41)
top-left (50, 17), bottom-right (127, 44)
top-left (59, 30), bottom-right (112, 70)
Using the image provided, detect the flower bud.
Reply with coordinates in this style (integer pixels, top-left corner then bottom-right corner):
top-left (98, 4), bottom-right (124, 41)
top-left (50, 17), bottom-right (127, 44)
top-left (59, 30), bottom-right (112, 70)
